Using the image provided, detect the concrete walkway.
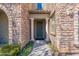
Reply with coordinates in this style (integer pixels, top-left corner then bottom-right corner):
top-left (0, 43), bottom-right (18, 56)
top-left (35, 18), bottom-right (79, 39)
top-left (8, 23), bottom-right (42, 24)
top-left (29, 40), bottom-right (52, 56)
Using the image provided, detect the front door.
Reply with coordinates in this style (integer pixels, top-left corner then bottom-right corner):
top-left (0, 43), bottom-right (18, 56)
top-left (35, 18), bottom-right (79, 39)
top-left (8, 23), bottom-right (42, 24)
top-left (35, 21), bottom-right (44, 40)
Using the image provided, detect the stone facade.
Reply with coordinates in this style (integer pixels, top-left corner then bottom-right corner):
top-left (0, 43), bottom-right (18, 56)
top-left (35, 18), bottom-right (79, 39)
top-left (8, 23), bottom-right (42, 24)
top-left (55, 4), bottom-right (75, 53)
top-left (40, 3), bottom-right (79, 53)
top-left (0, 3), bottom-right (30, 48)
top-left (49, 3), bottom-right (79, 53)
top-left (0, 4), bottom-right (21, 44)
top-left (0, 3), bottom-right (79, 53)
top-left (20, 4), bottom-right (30, 47)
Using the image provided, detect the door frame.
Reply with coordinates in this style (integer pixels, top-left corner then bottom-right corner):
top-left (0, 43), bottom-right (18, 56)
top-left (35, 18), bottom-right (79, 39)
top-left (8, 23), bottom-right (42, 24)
top-left (30, 17), bottom-right (49, 42)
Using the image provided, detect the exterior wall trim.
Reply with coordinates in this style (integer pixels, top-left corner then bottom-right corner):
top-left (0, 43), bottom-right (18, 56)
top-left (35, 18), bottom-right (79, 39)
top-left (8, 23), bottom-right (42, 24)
top-left (74, 8), bottom-right (79, 45)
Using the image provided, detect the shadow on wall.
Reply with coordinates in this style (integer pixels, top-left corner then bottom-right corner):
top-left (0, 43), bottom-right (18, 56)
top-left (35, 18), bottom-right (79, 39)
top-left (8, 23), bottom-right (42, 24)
top-left (0, 9), bottom-right (8, 44)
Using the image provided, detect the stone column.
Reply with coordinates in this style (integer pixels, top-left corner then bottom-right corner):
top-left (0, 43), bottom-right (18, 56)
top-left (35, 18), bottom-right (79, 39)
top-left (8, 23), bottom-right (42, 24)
top-left (9, 18), bottom-right (13, 44)
top-left (46, 18), bottom-right (49, 42)
top-left (31, 18), bottom-right (34, 41)
top-left (74, 9), bottom-right (79, 45)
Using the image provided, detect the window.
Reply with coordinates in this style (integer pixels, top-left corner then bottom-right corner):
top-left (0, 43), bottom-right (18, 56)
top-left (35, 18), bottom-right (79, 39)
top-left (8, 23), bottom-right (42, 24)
top-left (37, 3), bottom-right (42, 10)
top-left (50, 13), bottom-right (56, 35)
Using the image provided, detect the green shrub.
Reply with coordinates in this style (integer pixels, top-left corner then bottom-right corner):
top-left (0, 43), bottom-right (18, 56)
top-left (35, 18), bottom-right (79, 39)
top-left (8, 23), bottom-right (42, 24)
top-left (0, 42), bottom-right (34, 56)
top-left (19, 42), bottom-right (33, 56)
top-left (0, 44), bottom-right (20, 56)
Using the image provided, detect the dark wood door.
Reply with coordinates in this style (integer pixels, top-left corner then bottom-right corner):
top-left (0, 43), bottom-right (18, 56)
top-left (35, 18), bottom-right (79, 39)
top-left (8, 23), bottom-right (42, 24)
top-left (36, 21), bottom-right (44, 40)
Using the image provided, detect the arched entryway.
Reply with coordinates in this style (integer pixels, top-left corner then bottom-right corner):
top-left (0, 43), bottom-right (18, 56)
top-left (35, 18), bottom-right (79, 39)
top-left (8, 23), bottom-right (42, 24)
top-left (0, 9), bottom-right (8, 44)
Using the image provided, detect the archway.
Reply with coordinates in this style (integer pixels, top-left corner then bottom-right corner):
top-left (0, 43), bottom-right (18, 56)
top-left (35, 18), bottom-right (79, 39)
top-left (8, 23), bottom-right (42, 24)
top-left (0, 9), bottom-right (8, 44)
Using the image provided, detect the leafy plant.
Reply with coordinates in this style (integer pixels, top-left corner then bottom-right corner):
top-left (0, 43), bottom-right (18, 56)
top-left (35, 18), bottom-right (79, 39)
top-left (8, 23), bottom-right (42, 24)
top-left (0, 41), bottom-right (33, 56)
top-left (0, 44), bottom-right (20, 56)
top-left (19, 41), bottom-right (33, 56)
top-left (48, 43), bottom-right (59, 55)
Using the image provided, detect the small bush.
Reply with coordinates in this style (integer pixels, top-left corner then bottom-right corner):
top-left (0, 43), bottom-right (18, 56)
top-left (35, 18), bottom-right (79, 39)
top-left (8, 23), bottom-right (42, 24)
top-left (0, 44), bottom-right (20, 56)
top-left (19, 41), bottom-right (33, 56)
top-left (48, 43), bottom-right (59, 55)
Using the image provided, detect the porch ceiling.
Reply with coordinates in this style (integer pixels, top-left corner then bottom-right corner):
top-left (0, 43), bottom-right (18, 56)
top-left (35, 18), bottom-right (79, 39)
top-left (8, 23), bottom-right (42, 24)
top-left (29, 14), bottom-right (49, 19)
top-left (28, 10), bottom-right (54, 18)
top-left (28, 10), bottom-right (51, 14)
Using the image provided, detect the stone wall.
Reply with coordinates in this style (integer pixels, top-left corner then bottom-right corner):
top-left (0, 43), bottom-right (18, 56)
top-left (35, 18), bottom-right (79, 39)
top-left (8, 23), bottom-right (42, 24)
top-left (45, 3), bottom-right (79, 53)
top-left (55, 3), bottom-right (79, 53)
top-left (11, 4), bottom-right (21, 44)
top-left (0, 4), bottom-right (21, 44)
top-left (0, 3), bottom-right (30, 48)
top-left (20, 4), bottom-right (30, 47)
top-left (1, 3), bottom-right (79, 53)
